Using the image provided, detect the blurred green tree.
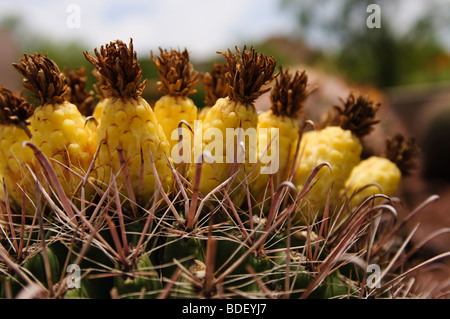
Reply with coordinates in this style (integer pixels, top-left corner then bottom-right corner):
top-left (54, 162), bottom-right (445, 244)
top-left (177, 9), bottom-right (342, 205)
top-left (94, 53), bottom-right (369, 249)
top-left (282, 0), bottom-right (450, 87)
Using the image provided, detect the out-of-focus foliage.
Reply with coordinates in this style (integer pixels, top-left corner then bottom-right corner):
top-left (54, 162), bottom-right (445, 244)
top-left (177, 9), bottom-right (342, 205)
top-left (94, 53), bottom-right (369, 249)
top-left (2, 1), bottom-right (450, 95)
top-left (282, 0), bottom-right (450, 87)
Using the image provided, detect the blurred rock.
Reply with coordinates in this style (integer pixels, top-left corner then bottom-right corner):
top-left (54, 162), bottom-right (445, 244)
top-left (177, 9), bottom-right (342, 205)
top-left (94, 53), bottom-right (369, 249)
top-left (0, 29), bottom-right (20, 91)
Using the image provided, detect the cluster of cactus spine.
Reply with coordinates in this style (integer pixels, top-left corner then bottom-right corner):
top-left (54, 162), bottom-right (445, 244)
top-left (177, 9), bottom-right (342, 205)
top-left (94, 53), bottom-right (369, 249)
top-left (0, 38), bottom-right (449, 300)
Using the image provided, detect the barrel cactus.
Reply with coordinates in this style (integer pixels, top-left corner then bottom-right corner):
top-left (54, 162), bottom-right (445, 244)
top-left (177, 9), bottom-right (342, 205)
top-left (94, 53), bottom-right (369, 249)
top-left (0, 39), bottom-right (448, 301)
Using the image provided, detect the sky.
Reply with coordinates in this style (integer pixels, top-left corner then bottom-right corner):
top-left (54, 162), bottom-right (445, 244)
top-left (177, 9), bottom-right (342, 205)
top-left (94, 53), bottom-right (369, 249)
top-left (0, 0), bottom-right (449, 61)
top-left (0, 0), bottom-right (298, 61)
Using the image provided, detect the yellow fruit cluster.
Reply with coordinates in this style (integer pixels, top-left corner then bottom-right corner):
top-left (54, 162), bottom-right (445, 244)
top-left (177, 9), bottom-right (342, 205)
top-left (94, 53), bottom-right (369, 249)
top-left (294, 126), bottom-right (363, 213)
top-left (0, 121), bottom-right (35, 208)
top-left (289, 94), bottom-right (418, 223)
top-left (0, 39), bottom-right (416, 225)
top-left (30, 101), bottom-right (96, 186)
top-left (344, 156), bottom-right (401, 207)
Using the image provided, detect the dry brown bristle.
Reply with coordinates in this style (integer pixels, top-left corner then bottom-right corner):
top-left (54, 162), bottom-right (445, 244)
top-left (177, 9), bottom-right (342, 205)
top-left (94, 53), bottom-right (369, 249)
top-left (0, 86), bottom-right (34, 126)
top-left (12, 53), bottom-right (67, 105)
top-left (92, 69), bottom-right (109, 100)
top-left (385, 134), bottom-right (420, 176)
top-left (202, 62), bottom-right (229, 107)
top-left (63, 66), bottom-right (95, 116)
top-left (151, 48), bottom-right (198, 97)
top-left (219, 46), bottom-right (277, 105)
top-left (83, 39), bottom-right (146, 98)
top-left (270, 67), bottom-right (312, 118)
top-left (323, 93), bottom-right (380, 138)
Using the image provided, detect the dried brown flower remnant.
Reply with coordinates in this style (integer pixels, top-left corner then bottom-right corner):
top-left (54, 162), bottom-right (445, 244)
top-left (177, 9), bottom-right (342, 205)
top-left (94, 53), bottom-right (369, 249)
top-left (219, 45), bottom-right (277, 105)
top-left (83, 39), bottom-right (146, 98)
top-left (151, 48), bottom-right (198, 97)
top-left (12, 53), bottom-right (67, 105)
top-left (203, 62), bottom-right (229, 107)
top-left (386, 134), bottom-right (420, 176)
top-left (0, 86), bottom-right (34, 127)
top-left (270, 67), bottom-right (313, 118)
top-left (63, 66), bottom-right (95, 116)
top-left (323, 93), bottom-right (380, 138)
top-left (92, 69), bottom-right (108, 100)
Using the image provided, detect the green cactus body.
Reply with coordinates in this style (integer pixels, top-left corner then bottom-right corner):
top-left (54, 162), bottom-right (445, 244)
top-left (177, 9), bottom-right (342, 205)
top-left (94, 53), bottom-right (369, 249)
top-left (63, 241), bottom-right (115, 299)
top-left (21, 245), bottom-right (61, 289)
top-left (162, 236), bottom-right (205, 279)
top-left (113, 253), bottom-right (162, 299)
top-left (308, 271), bottom-right (358, 299)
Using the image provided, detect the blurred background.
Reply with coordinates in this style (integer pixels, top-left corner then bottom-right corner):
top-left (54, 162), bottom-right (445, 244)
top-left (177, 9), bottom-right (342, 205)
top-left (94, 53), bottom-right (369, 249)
top-left (0, 0), bottom-right (449, 295)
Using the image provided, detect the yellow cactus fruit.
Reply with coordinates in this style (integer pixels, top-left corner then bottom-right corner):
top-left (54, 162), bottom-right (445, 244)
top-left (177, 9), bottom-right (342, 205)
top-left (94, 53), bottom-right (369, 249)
top-left (187, 46), bottom-right (276, 206)
top-left (295, 126), bottom-right (362, 212)
top-left (294, 93), bottom-right (380, 218)
top-left (251, 67), bottom-right (313, 203)
top-left (197, 106), bottom-right (211, 123)
top-left (152, 48), bottom-right (199, 152)
top-left (13, 53), bottom-right (96, 198)
top-left (344, 134), bottom-right (419, 207)
top-left (0, 86), bottom-right (35, 210)
top-left (84, 39), bottom-right (173, 209)
top-left (91, 69), bottom-right (110, 122)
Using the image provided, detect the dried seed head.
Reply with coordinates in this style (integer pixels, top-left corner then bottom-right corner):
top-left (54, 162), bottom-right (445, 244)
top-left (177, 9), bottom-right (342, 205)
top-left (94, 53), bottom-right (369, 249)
top-left (385, 134), bottom-right (420, 176)
top-left (92, 69), bottom-right (108, 100)
top-left (323, 93), bottom-right (380, 138)
top-left (83, 39), bottom-right (146, 98)
top-left (270, 67), bottom-right (313, 118)
top-left (0, 86), bottom-right (34, 126)
top-left (12, 53), bottom-right (67, 105)
top-left (63, 66), bottom-right (95, 116)
top-left (219, 45), bottom-right (277, 105)
top-left (202, 62), bottom-right (229, 107)
top-left (151, 47), bottom-right (198, 97)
